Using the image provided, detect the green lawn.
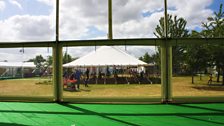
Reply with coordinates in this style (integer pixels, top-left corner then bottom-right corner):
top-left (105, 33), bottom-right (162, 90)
top-left (0, 76), bottom-right (223, 97)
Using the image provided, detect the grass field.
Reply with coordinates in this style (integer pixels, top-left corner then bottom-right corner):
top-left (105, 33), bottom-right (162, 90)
top-left (0, 78), bottom-right (53, 96)
top-left (0, 75), bottom-right (223, 97)
top-left (172, 76), bottom-right (224, 96)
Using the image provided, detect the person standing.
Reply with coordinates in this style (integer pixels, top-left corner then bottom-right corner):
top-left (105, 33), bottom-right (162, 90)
top-left (208, 74), bottom-right (213, 85)
top-left (85, 68), bottom-right (89, 87)
top-left (74, 69), bottom-right (81, 90)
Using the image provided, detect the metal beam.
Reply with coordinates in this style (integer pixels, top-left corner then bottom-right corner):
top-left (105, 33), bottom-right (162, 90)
top-left (0, 38), bottom-right (223, 48)
top-left (53, 0), bottom-right (63, 102)
top-left (0, 96), bottom-right (54, 102)
top-left (172, 96), bottom-right (224, 103)
top-left (0, 41), bottom-right (54, 48)
top-left (60, 38), bottom-right (163, 46)
top-left (169, 38), bottom-right (224, 45)
top-left (63, 97), bottom-right (161, 103)
top-left (53, 44), bottom-right (63, 102)
top-left (108, 0), bottom-right (113, 39)
top-left (161, 0), bottom-right (172, 103)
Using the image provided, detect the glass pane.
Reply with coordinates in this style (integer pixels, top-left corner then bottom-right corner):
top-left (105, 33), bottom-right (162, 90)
top-left (59, 0), bottom-right (108, 40)
top-left (0, 0), bottom-right (55, 42)
top-left (172, 44), bottom-right (224, 97)
top-left (0, 47), bottom-right (53, 97)
top-left (167, 0), bottom-right (223, 38)
top-left (113, 0), bottom-right (164, 38)
top-left (62, 46), bottom-right (161, 98)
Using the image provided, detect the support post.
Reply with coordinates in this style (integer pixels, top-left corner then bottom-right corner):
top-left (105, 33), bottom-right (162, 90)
top-left (108, 0), bottom-right (113, 39)
top-left (161, 0), bottom-right (172, 103)
top-left (53, 0), bottom-right (63, 102)
top-left (53, 44), bottom-right (63, 102)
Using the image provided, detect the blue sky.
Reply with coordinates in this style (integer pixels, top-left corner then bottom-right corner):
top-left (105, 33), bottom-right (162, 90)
top-left (0, 0), bottom-right (52, 20)
top-left (209, 0), bottom-right (223, 12)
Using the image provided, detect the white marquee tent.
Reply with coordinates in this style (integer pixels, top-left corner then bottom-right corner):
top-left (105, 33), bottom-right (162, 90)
top-left (0, 62), bottom-right (36, 68)
top-left (63, 46), bottom-right (147, 67)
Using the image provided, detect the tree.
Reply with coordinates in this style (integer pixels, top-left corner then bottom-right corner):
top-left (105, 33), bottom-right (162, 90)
top-left (46, 56), bottom-right (53, 66)
top-left (154, 15), bottom-right (189, 38)
top-left (139, 52), bottom-right (151, 63)
top-left (201, 4), bottom-right (224, 84)
top-left (185, 44), bottom-right (210, 84)
top-left (139, 51), bottom-right (161, 75)
top-left (154, 14), bottom-right (189, 75)
top-left (63, 52), bottom-right (76, 64)
top-left (63, 52), bottom-right (78, 74)
top-left (202, 4), bottom-right (224, 38)
top-left (27, 55), bottom-right (46, 76)
top-left (33, 55), bottom-right (46, 66)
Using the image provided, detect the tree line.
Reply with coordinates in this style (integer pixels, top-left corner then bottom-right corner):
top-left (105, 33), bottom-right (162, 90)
top-left (139, 4), bottom-right (224, 84)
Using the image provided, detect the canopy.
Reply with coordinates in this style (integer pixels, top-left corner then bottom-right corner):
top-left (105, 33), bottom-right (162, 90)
top-left (63, 46), bottom-right (147, 67)
top-left (0, 62), bottom-right (36, 68)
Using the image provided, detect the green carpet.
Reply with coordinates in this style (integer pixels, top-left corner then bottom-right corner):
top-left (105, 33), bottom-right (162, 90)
top-left (0, 102), bottom-right (223, 126)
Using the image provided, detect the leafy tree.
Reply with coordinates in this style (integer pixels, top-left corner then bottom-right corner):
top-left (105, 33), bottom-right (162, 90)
top-left (139, 53), bottom-right (151, 63)
top-left (139, 51), bottom-right (161, 74)
top-left (139, 57), bottom-right (143, 61)
top-left (202, 4), bottom-right (224, 38)
top-left (154, 15), bottom-right (189, 38)
top-left (46, 56), bottom-right (53, 66)
top-left (63, 52), bottom-right (78, 74)
top-left (29, 55), bottom-right (46, 67)
top-left (154, 14), bottom-right (189, 75)
top-left (27, 55), bottom-right (46, 76)
top-left (201, 4), bottom-right (224, 84)
top-left (185, 44), bottom-right (210, 83)
top-left (63, 52), bottom-right (77, 64)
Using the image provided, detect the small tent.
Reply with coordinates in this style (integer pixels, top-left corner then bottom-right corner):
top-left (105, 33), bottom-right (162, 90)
top-left (0, 62), bottom-right (36, 78)
top-left (0, 62), bottom-right (36, 68)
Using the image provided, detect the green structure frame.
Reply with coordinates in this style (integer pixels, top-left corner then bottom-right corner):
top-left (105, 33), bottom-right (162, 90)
top-left (0, 0), bottom-right (223, 103)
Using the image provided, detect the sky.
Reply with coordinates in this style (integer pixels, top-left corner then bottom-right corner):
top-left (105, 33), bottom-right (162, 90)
top-left (0, 0), bottom-right (223, 61)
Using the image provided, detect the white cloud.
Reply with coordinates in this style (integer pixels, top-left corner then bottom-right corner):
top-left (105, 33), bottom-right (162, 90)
top-left (37, 0), bottom-right (54, 6)
top-left (0, 1), bottom-right (5, 11)
top-left (168, 0), bottom-right (213, 30)
top-left (0, 15), bottom-right (54, 41)
top-left (0, 0), bottom-right (214, 40)
top-left (0, 0), bottom-right (218, 61)
top-left (9, 0), bottom-right (22, 10)
top-left (0, 48), bottom-right (52, 62)
top-left (58, 0), bottom-right (214, 39)
top-left (59, 0), bottom-right (108, 40)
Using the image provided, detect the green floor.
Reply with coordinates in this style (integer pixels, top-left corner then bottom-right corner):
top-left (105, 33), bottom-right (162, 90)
top-left (0, 102), bottom-right (223, 126)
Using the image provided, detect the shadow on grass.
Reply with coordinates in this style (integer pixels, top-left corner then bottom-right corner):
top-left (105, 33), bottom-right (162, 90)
top-left (59, 103), bottom-right (224, 126)
top-left (60, 103), bottom-right (141, 126)
top-left (192, 86), bottom-right (224, 91)
top-left (0, 123), bottom-right (28, 126)
top-left (80, 89), bottom-right (91, 92)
